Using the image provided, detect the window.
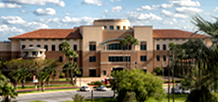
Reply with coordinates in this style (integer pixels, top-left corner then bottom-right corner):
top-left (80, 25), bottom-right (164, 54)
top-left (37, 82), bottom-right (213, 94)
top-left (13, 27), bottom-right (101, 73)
top-left (52, 39), bottom-right (56, 41)
top-left (89, 42), bottom-right (96, 51)
top-left (163, 39), bottom-right (166, 41)
top-left (32, 51), bottom-right (37, 56)
top-left (74, 57), bottom-right (77, 62)
top-left (89, 56), bottom-right (96, 62)
top-left (108, 56), bottom-right (131, 62)
top-left (140, 56), bottom-right (147, 61)
top-left (163, 55), bottom-right (166, 61)
top-left (117, 26), bottom-right (120, 30)
top-left (44, 45), bottom-right (48, 51)
top-left (110, 26), bottom-right (114, 30)
top-left (123, 26), bottom-right (126, 30)
top-left (169, 39), bottom-right (173, 41)
top-left (44, 39), bottom-right (48, 41)
top-left (29, 39), bottom-right (33, 41)
top-left (59, 56), bottom-right (63, 62)
top-left (59, 46), bottom-right (62, 51)
top-left (176, 39), bottom-right (179, 41)
top-left (22, 45), bottom-right (25, 49)
top-left (66, 39), bottom-right (70, 41)
top-left (21, 39), bottom-right (25, 41)
top-left (40, 51), bottom-right (42, 55)
top-left (59, 39), bottom-right (63, 41)
top-left (156, 39), bottom-right (159, 41)
top-left (163, 44), bottom-right (166, 50)
top-left (29, 45), bottom-right (33, 47)
top-left (37, 45), bottom-right (40, 47)
top-left (140, 42), bottom-right (147, 50)
top-left (156, 44), bottom-right (160, 50)
top-left (103, 70), bottom-right (107, 75)
top-left (74, 45), bottom-right (77, 51)
top-left (182, 39), bottom-right (186, 41)
top-left (52, 45), bottom-right (55, 51)
top-left (157, 55), bottom-right (160, 61)
top-left (37, 39), bottom-right (41, 41)
top-left (104, 26), bottom-right (107, 29)
top-left (108, 43), bottom-right (122, 50)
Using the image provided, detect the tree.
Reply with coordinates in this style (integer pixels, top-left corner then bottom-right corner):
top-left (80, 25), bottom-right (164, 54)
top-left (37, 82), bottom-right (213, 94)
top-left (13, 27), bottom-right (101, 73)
top-left (111, 69), bottom-right (165, 102)
top-left (0, 72), bottom-right (17, 102)
top-left (42, 65), bottom-right (56, 87)
top-left (37, 71), bottom-right (50, 92)
top-left (63, 62), bottom-right (81, 85)
top-left (72, 94), bottom-right (85, 102)
top-left (59, 42), bottom-right (70, 63)
top-left (119, 35), bottom-right (139, 69)
top-left (8, 70), bottom-right (21, 88)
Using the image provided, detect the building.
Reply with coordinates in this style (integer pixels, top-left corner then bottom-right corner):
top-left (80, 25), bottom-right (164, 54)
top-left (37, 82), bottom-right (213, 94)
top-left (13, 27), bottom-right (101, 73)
top-left (0, 19), bottom-right (211, 77)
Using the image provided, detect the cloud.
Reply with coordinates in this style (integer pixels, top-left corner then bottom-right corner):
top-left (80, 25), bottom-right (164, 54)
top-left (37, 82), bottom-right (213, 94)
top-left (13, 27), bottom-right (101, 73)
top-left (161, 10), bottom-right (188, 18)
top-left (102, 10), bottom-right (108, 13)
top-left (1, 16), bottom-right (26, 24)
top-left (125, 12), bottom-right (162, 24)
top-left (23, 22), bottom-right (49, 30)
top-left (136, 4), bottom-right (173, 11)
top-left (61, 16), bottom-right (95, 25)
top-left (0, 24), bottom-right (24, 41)
top-left (170, 0), bottom-right (200, 7)
top-left (2, 0), bottom-right (65, 7)
top-left (81, 0), bottom-right (106, 6)
top-left (112, 6), bottom-right (122, 12)
top-left (160, 3), bottom-right (173, 8)
top-left (110, 0), bottom-right (121, 2)
top-left (0, 3), bottom-right (22, 8)
top-left (214, 7), bottom-right (218, 12)
top-left (38, 18), bottom-right (60, 23)
top-left (33, 8), bottom-right (56, 16)
top-left (176, 7), bottom-right (203, 14)
top-left (20, 10), bottom-right (27, 13)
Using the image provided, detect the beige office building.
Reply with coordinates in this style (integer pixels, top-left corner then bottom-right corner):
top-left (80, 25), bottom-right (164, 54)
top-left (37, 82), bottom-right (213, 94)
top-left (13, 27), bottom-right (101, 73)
top-left (0, 19), bottom-right (210, 77)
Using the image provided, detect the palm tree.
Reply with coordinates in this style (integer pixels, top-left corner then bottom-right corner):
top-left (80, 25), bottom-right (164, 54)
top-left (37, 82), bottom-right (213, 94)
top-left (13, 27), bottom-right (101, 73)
top-left (37, 71), bottom-right (50, 92)
top-left (63, 62), bottom-right (81, 85)
top-left (65, 49), bottom-right (78, 62)
top-left (0, 72), bottom-right (17, 102)
top-left (42, 65), bottom-right (56, 87)
top-left (119, 39), bottom-right (128, 69)
top-left (59, 42), bottom-right (71, 63)
top-left (19, 68), bottom-right (32, 89)
top-left (8, 70), bottom-right (22, 88)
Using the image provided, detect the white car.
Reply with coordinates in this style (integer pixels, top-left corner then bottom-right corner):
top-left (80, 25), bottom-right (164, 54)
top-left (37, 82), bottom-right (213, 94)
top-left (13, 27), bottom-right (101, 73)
top-left (171, 87), bottom-right (182, 94)
top-left (96, 86), bottom-right (107, 91)
top-left (80, 86), bottom-right (90, 91)
top-left (182, 89), bottom-right (190, 94)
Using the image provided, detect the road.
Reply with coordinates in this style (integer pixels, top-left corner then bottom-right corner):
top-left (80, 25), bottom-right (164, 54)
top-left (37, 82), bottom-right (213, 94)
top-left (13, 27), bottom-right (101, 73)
top-left (13, 87), bottom-right (177, 102)
top-left (13, 90), bottom-right (114, 102)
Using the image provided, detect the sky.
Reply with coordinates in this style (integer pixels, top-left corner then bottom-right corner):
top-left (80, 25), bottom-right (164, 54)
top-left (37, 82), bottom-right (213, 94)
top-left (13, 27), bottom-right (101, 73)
top-left (0, 0), bottom-right (217, 41)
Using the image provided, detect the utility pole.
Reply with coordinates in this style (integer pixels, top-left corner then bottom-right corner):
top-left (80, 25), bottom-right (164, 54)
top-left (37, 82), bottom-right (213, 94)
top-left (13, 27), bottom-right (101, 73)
top-left (91, 90), bottom-right (93, 102)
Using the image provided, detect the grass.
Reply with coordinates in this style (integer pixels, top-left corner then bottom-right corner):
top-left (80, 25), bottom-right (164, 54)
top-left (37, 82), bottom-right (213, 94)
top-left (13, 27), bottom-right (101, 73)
top-left (18, 88), bottom-right (79, 94)
top-left (60, 94), bottom-right (187, 102)
top-left (17, 84), bottom-right (76, 89)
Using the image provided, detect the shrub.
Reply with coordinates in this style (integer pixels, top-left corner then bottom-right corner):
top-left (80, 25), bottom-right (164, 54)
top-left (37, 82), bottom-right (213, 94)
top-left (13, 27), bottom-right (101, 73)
top-left (94, 81), bottom-right (103, 86)
top-left (72, 94), bottom-right (85, 102)
top-left (122, 91), bottom-right (137, 102)
top-left (154, 67), bottom-right (162, 75)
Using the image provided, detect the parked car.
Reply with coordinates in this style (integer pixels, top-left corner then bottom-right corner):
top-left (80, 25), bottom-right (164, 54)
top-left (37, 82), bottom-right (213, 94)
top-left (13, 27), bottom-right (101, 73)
top-left (80, 86), bottom-right (90, 91)
top-left (171, 87), bottom-right (182, 94)
top-left (182, 89), bottom-right (190, 94)
top-left (96, 86), bottom-right (107, 91)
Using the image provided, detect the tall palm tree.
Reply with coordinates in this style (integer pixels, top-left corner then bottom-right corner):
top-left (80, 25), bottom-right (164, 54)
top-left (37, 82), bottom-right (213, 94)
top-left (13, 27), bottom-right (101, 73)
top-left (119, 39), bottom-right (128, 69)
top-left (59, 42), bottom-right (71, 63)
top-left (65, 49), bottom-right (78, 62)
top-left (19, 68), bottom-right (32, 89)
top-left (63, 62), bottom-right (81, 85)
top-left (42, 65), bottom-right (56, 87)
top-left (37, 71), bottom-right (50, 92)
top-left (0, 72), bottom-right (17, 102)
top-left (8, 70), bottom-right (22, 88)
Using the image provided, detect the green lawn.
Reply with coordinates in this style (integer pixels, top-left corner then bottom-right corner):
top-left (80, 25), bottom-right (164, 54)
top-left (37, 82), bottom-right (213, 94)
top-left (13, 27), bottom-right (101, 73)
top-left (17, 84), bottom-right (76, 89)
top-left (18, 88), bottom-right (79, 94)
top-left (60, 94), bottom-right (187, 102)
